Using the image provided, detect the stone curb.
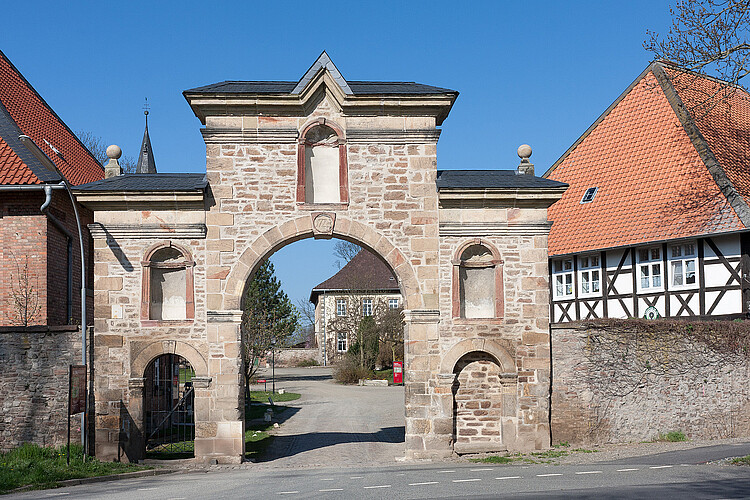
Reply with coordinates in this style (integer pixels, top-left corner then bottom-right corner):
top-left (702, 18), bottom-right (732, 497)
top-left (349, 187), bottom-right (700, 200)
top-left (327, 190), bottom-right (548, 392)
top-left (9, 468), bottom-right (178, 493)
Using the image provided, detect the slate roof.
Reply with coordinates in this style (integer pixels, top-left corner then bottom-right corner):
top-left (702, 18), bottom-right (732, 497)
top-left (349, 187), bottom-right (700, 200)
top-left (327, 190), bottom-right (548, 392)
top-left (309, 250), bottom-right (399, 303)
top-left (135, 114), bottom-right (157, 174)
top-left (185, 80), bottom-right (457, 96)
top-left (436, 169), bottom-right (567, 190)
top-left (544, 62), bottom-right (750, 257)
top-left (0, 49), bottom-right (103, 185)
top-left (75, 173), bottom-right (207, 192)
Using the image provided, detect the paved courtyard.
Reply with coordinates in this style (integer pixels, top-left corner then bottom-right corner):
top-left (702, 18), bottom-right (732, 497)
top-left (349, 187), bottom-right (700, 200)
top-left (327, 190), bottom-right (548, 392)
top-left (254, 366), bottom-right (405, 468)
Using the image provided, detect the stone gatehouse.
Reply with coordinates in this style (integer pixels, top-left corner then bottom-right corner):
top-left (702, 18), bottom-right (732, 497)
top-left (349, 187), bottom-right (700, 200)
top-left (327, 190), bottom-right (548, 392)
top-left (76, 52), bottom-right (566, 463)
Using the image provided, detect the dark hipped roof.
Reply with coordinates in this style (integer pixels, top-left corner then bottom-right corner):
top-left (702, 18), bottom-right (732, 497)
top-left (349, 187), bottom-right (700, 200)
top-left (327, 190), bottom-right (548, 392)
top-left (75, 173), bottom-right (207, 192)
top-left (436, 169), bottom-right (568, 189)
top-left (185, 80), bottom-right (456, 96)
top-left (0, 49), bottom-right (103, 185)
top-left (309, 250), bottom-right (399, 303)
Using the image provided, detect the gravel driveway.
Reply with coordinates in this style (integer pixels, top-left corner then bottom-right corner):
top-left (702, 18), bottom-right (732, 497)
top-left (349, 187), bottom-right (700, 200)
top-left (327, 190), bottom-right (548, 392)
top-left (254, 366), bottom-right (405, 468)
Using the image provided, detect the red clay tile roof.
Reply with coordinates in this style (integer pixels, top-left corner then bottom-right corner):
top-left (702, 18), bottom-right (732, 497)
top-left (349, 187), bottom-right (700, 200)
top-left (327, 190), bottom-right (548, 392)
top-left (666, 66), bottom-right (750, 209)
top-left (544, 63), bottom-right (748, 256)
top-left (0, 50), bottom-right (103, 185)
top-left (309, 250), bottom-right (399, 302)
top-left (0, 136), bottom-right (36, 184)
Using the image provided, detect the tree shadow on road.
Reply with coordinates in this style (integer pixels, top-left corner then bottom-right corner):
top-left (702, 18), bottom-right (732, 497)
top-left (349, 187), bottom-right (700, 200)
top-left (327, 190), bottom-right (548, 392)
top-left (259, 425), bottom-right (405, 462)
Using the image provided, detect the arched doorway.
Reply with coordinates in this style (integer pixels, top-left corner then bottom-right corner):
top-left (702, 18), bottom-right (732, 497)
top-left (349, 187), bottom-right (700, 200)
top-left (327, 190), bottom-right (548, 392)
top-left (144, 354), bottom-right (195, 458)
top-left (452, 352), bottom-right (505, 453)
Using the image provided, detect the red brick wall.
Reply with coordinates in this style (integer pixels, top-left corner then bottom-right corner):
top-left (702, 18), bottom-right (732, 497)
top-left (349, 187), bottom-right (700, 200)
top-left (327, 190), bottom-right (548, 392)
top-left (1, 192), bottom-right (48, 326)
top-left (1, 190), bottom-right (94, 327)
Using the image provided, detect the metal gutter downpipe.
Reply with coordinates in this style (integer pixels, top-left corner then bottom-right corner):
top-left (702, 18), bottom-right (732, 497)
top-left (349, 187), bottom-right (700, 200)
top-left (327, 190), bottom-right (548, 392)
top-left (14, 134), bottom-right (89, 455)
top-left (3, 180), bottom-right (86, 450)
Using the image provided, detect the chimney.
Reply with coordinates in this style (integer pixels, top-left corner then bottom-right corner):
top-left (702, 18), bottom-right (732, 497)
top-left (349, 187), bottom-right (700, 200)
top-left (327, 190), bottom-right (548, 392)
top-left (104, 144), bottom-right (123, 178)
top-left (515, 144), bottom-right (534, 176)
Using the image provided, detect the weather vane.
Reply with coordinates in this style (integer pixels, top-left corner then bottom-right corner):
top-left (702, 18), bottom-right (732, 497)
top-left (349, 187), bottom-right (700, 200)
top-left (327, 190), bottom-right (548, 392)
top-left (143, 97), bottom-right (150, 117)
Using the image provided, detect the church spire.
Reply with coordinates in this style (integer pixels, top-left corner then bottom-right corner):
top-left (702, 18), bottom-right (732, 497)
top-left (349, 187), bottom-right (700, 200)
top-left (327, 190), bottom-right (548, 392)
top-left (135, 101), bottom-right (157, 174)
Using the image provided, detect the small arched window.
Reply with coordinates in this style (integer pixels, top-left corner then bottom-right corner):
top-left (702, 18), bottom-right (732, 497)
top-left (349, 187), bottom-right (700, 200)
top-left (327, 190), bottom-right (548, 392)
top-left (141, 243), bottom-right (195, 323)
top-left (452, 241), bottom-right (504, 319)
top-left (296, 119), bottom-right (349, 204)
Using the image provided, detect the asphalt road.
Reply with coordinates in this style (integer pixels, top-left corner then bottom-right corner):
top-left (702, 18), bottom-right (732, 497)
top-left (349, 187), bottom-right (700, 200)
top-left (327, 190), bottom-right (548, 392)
top-left (8, 367), bottom-right (750, 499)
top-left (11, 457), bottom-right (750, 499)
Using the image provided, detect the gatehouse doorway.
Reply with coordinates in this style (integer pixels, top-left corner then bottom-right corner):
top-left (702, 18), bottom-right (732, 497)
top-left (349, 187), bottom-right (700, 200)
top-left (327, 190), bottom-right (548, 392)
top-left (144, 354), bottom-right (195, 458)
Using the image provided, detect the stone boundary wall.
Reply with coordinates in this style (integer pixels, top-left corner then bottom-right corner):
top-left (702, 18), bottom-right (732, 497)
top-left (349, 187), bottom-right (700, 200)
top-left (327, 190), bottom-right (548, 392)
top-left (273, 348), bottom-right (321, 367)
top-left (0, 326), bottom-right (82, 451)
top-left (551, 322), bottom-right (750, 445)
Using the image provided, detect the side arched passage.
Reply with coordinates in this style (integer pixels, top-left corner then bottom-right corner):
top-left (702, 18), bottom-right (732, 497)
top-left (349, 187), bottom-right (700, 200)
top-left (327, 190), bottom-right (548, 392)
top-left (452, 352), bottom-right (510, 453)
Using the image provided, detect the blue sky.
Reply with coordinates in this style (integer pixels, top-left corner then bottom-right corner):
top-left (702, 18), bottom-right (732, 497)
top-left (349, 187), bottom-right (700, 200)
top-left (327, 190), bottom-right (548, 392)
top-left (2, 0), bottom-right (674, 306)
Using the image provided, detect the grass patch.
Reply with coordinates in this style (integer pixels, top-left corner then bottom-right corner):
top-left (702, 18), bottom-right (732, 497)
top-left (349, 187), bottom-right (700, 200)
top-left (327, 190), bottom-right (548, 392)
top-left (469, 455), bottom-right (515, 464)
top-left (243, 393), bottom-right (299, 459)
top-left (731, 455), bottom-right (750, 466)
top-left (0, 443), bottom-right (150, 493)
top-left (655, 431), bottom-right (687, 442)
top-left (469, 446), bottom-right (599, 465)
top-left (248, 391), bottom-right (300, 404)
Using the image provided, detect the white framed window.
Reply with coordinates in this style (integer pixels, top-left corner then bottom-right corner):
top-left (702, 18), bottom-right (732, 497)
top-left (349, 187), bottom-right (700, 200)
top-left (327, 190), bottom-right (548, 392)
top-left (362, 298), bottom-right (373, 317)
top-left (388, 298), bottom-right (399, 309)
top-left (552, 258), bottom-right (574, 299)
top-left (337, 332), bottom-right (347, 352)
top-left (336, 298), bottom-right (347, 316)
top-left (638, 246), bottom-right (662, 290)
top-left (669, 242), bottom-right (697, 288)
top-left (578, 254), bottom-right (601, 296)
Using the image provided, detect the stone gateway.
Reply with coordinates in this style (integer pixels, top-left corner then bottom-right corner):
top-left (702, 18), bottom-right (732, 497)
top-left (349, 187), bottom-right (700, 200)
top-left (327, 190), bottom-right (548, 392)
top-left (77, 53), bottom-right (566, 463)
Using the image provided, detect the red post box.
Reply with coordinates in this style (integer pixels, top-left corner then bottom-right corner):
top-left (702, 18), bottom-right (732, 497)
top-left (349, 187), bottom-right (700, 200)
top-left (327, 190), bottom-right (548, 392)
top-left (393, 361), bottom-right (403, 384)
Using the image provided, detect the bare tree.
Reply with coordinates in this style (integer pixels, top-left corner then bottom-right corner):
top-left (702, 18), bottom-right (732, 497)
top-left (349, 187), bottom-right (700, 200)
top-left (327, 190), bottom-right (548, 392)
top-left (646, 0), bottom-right (750, 112)
top-left (77, 130), bottom-right (137, 173)
top-left (333, 240), bottom-right (361, 269)
top-left (293, 298), bottom-right (317, 348)
top-left (9, 252), bottom-right (42, 327)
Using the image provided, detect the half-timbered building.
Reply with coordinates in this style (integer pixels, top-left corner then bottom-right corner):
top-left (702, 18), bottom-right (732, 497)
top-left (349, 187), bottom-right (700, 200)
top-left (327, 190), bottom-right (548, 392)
top-left (544, 61), bottom-right (750, 323)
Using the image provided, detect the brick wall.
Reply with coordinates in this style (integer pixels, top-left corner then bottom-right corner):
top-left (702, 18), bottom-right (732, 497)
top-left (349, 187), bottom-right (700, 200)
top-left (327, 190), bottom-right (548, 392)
top-left (1, 191), bottom-right (94, 327)
top-left (1, 193), bottom-right (47, 326)
top-left (0, 326), bottom-right (83, 451)
top-left (551, 323), bottom-right (750, 445)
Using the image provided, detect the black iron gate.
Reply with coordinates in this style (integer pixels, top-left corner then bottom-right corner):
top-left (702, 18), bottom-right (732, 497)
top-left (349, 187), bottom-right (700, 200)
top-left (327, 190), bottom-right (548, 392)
top-left (144, 354), bottom-right (195, 457)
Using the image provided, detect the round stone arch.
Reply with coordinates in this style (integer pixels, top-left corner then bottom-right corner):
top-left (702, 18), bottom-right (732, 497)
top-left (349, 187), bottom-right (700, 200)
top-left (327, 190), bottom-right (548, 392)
top-left (440, 338), bottom-right (516, 375)
top-left (131, 340), bottom-right (209, 378)
top-left (222, 214), bottom-right (422, 311)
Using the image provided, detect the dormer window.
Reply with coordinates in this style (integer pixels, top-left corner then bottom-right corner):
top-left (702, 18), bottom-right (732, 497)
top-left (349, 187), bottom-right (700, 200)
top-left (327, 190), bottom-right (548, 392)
top-left (581, 187), bottom-right (598, 204)
top-left (296, 119), bottom-right (349, 204)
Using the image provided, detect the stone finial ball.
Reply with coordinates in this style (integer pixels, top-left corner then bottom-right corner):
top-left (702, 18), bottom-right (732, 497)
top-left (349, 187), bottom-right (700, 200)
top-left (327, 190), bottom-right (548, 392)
top-left (106, 145), bottom-right (122, 159)
top-left (517, 144), bottom-right (532, 159)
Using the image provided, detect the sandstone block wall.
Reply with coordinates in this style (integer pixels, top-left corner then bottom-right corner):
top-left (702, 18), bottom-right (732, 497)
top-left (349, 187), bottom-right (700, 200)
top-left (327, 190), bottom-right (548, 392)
top-left (0, 326), bottom-right (83, 451)
top-left (551, 323), bottom-right (750, 445)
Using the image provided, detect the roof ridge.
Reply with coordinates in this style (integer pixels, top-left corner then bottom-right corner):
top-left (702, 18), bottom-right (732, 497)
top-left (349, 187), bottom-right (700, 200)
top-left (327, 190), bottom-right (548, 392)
top-left (0, 49), bottom-right (103, 176)
top-left (653, 63), bottom-right (750, 228)
top-left (543, 62), bottom-right (660, 179)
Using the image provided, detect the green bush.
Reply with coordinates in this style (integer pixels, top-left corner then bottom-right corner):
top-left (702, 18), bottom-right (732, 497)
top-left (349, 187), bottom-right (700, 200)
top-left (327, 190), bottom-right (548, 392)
top-left (295, 357), bottom-right (320, 367)
top-left (333, 357), bottom-right (372, 384)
